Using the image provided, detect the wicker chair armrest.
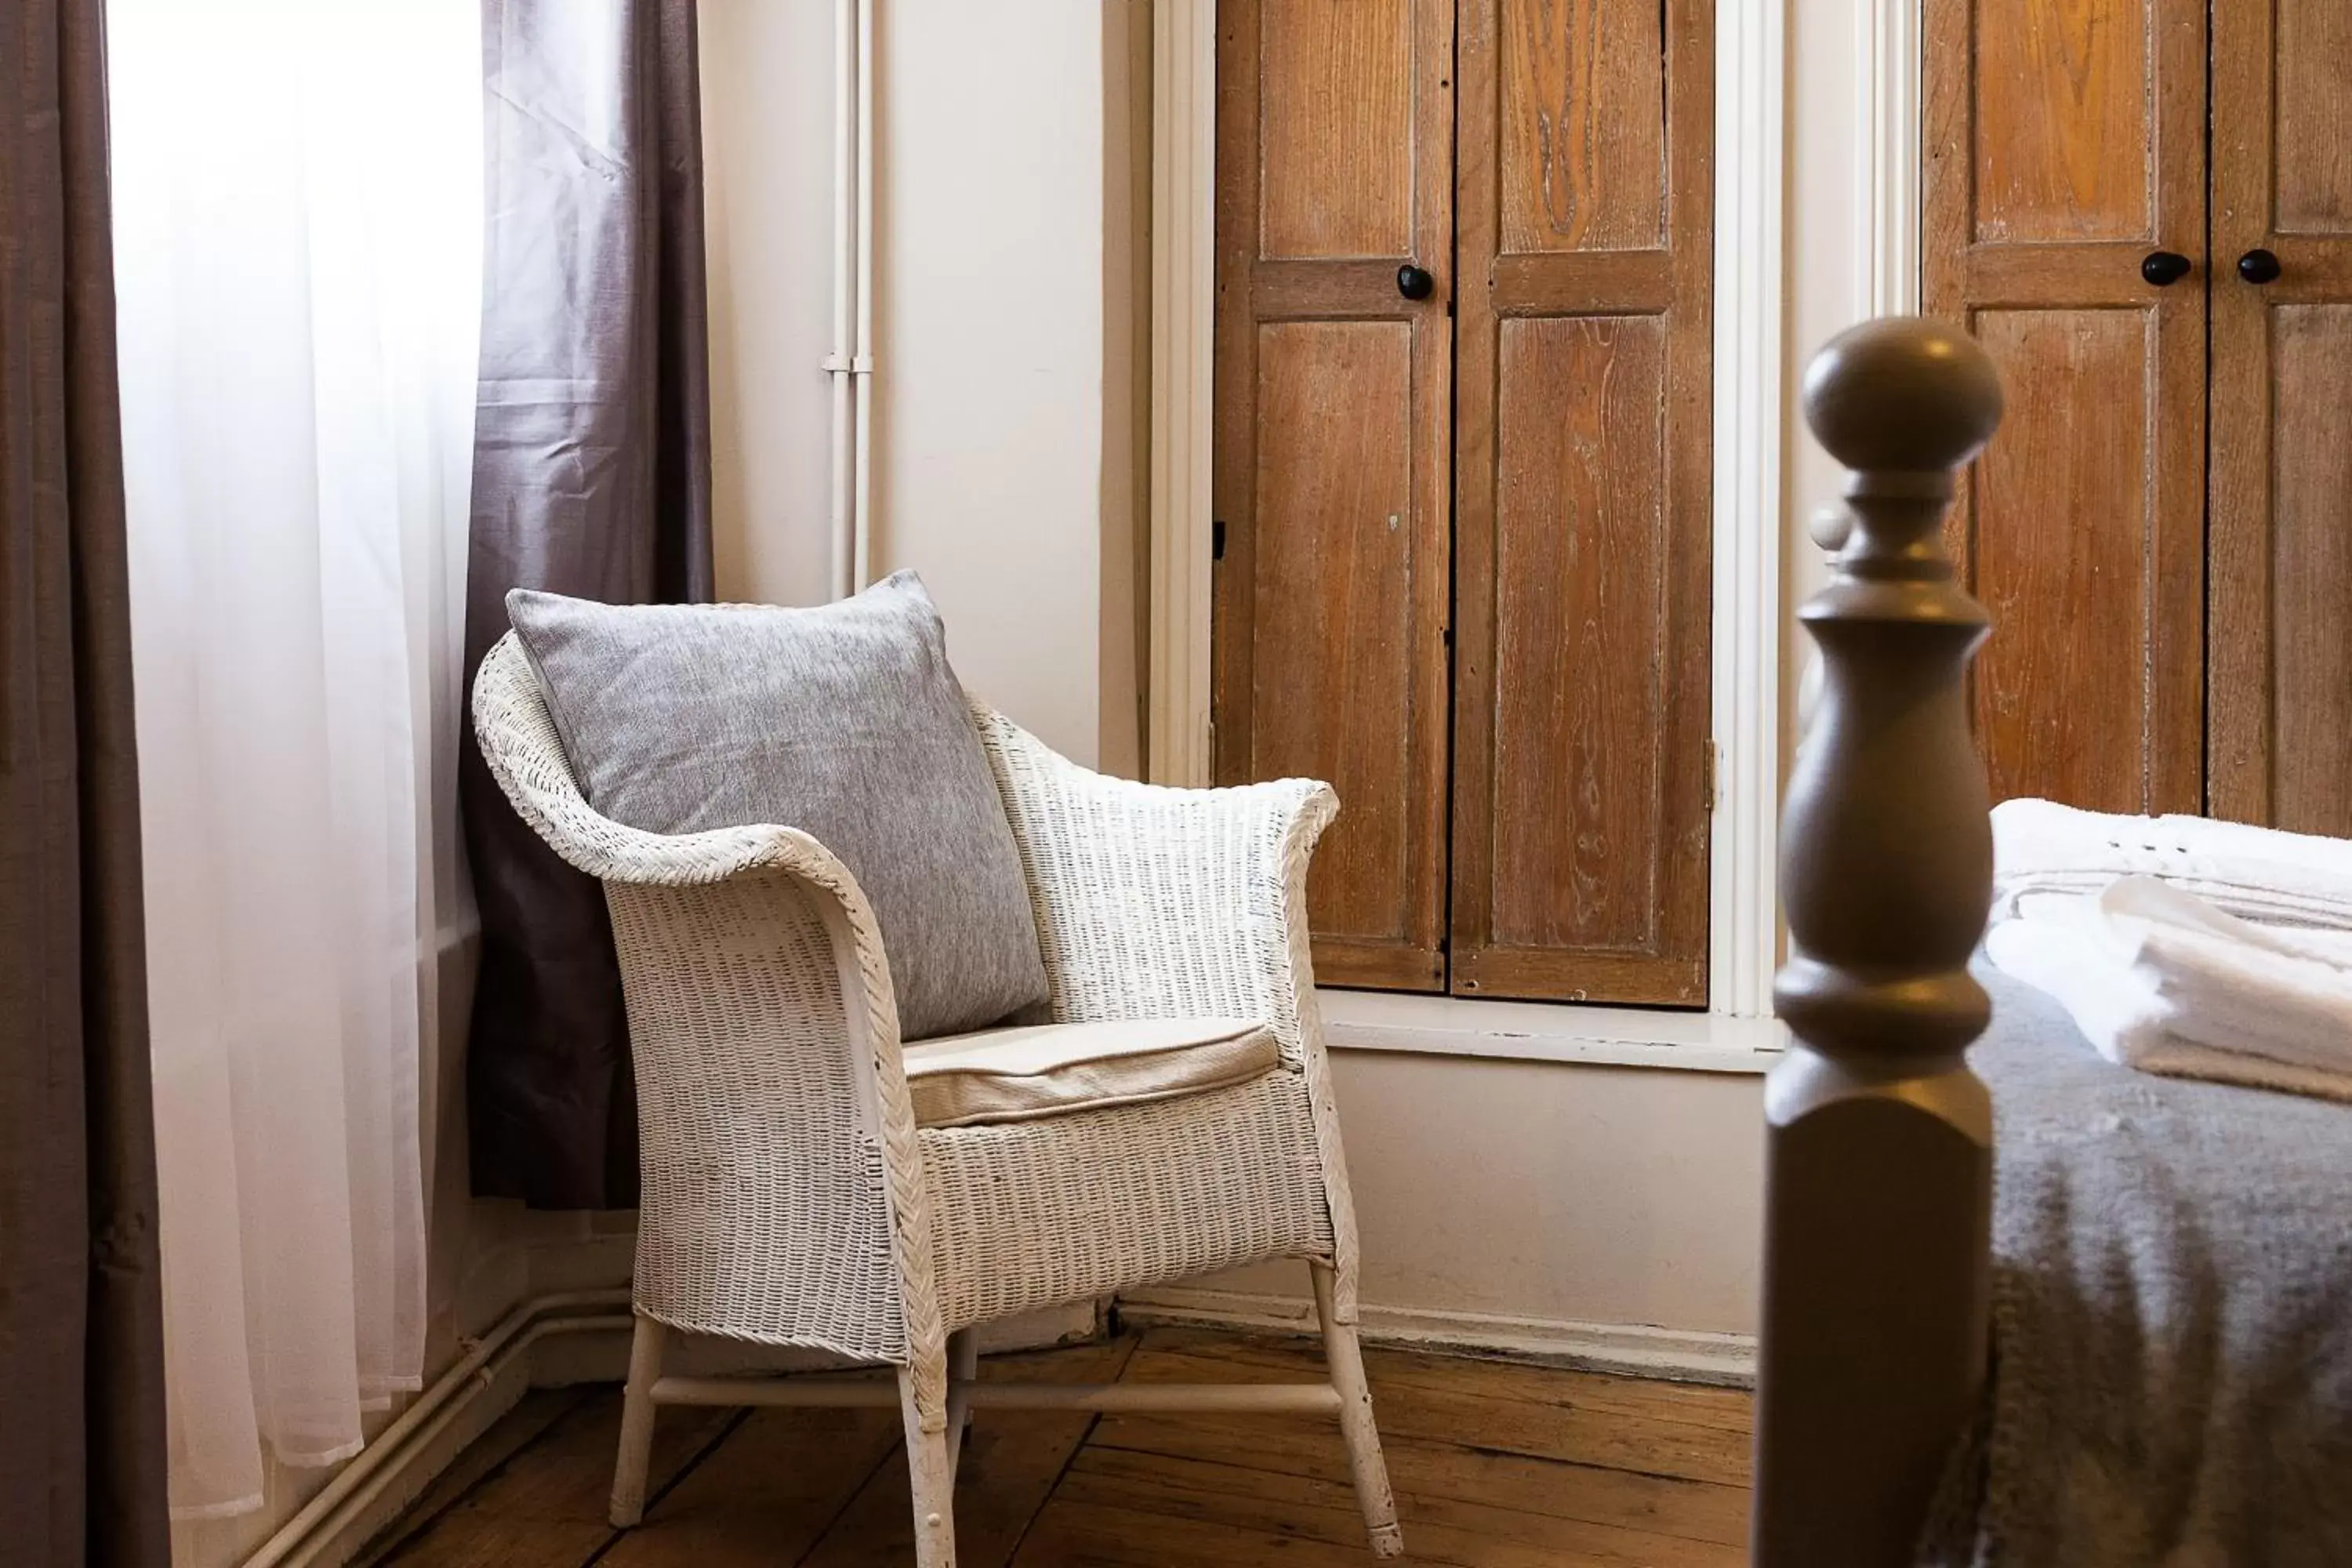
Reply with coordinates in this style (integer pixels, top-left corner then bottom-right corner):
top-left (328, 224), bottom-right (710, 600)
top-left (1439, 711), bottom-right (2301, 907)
top-left (971, 706), bottom-right (1337, 1064)
top-left (505, 789), bottom-right (855, 898)
top-left (468, 633), bottom-right (859, 890)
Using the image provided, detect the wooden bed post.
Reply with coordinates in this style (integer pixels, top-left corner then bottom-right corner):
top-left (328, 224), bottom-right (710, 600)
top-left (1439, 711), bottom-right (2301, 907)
top-left (1752, 318), bottom-right (2005, 1566)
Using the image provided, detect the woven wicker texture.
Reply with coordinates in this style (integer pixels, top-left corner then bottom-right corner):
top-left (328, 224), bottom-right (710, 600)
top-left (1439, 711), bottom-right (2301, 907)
top-left (920, 1071), bottom-right (1333, 1329)
top-left (471, 631), bottom-right (1371, 1377)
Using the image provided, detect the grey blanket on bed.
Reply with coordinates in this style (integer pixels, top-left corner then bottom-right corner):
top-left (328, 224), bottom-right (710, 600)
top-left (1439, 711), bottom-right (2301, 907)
top-left (1922, 967), bottom-right (2352, 1566)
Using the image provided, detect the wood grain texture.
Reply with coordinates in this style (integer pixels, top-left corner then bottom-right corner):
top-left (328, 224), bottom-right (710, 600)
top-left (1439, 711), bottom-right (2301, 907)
top-left (1258, 0), bottom-right (1415, 259)
top-left (599, 1399), bottom-right (901, 1566)
top-left (1487, 316), bottom-right (1669, 955)
top-left (2209, 0), bottom-right (2352, 833)
top-left (2263, 307), bottom-right (2352, 834)
top-left (1118, 1332), bottom-right (1751, 1490)
top-left (1969, 310), bottom-right (2161, 813)
top-left (1926, 0), bottom-right (2205, 816)
top-left (379, 1329), bottom-right (1757, 1568)
top-left (1972, 0), bottom-right (2152, 241)
top-left (1499, 0), bottom-right (1666, 253)
top-left (1048, 1446), bottom-right (1740, 1566)
top-left (358, 1391), bottom-right (596, 1567)
top-left (1251, 323), bottom-right (1417, 944)
top-left (1215, 0), bottom-right (1454, 991)
top-left (376, 1392), bottom-right (735, 1568)
top-left (2275, 1), bottom-right (2352, 232)
top-left (1450, 0), bottom-right (1712, 1006)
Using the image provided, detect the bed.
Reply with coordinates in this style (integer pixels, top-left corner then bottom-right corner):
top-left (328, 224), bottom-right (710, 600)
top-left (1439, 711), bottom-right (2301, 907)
top-left (1751, 318), bottom-right (2352, 1566)
top-left (1920, 965), bottom-right (2352, 1564)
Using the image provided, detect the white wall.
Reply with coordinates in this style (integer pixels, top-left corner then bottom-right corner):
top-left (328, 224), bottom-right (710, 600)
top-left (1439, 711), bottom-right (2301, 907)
top-left (702, 0), bottom-right (1137, 771)
top-left (871, 5), bottom-right (1108, 765)
top-left (701, 1), bottom-right (840, 609)
top-left (1191, 1054), bottom-right (1765, 1341)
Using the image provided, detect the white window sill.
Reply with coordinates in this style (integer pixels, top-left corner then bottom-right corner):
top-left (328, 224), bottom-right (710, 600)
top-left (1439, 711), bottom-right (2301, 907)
top-left (1316, 988), bottom-right (1784, 1075)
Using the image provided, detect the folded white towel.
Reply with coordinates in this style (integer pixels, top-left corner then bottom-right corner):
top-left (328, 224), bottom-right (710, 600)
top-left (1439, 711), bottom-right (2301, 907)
top-left (1991, 797), bottom-right (2352, 931)
top-left (1986, 876), bottom-right (2352, 1102)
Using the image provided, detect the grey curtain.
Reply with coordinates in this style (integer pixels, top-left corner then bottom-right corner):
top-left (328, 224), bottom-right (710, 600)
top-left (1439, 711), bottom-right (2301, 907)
top-left (463, 0), bottom-right (714, 1210)
top-left (0, 0), bottom-right (173, 1560)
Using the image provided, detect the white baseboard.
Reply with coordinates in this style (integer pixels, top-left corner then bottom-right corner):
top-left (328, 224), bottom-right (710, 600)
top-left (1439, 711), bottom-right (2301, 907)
top-left (1113, 1284), bottom-right (1757, 1388)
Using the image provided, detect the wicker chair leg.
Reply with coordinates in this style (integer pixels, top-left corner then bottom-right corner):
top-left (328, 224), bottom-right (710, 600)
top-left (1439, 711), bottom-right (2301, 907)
top-left (898, 1362), bottom-right (960, 1568)
top-left (945, 1327), bottom-right (978, 1476)
top-left (609, 1316), bottom-right (668, 1528)
top-left (1313, 1262), bottom-right (1403, 1558)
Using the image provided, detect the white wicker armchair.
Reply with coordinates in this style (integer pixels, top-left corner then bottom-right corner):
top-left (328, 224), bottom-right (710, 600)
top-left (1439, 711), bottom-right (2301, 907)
top-left (470, 632), bottom-right (1401, 1566)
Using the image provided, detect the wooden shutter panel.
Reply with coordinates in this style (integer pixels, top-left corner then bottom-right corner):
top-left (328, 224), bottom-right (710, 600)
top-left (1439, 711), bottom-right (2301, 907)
top-left (2208, 0), bottom-right (2352, 834)
top-left (1923, 0), bottom-right (2207, 816)
top-left (1213, 0), bottom-right (1456, 991)
top-left (1446, 0), bottom-right (1715, 1006)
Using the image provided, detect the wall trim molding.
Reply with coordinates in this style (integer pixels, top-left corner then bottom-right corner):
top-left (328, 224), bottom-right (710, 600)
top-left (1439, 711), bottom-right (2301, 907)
top-left (1145, 0), bottom-right (1215, 786)
top-left (1146, 0), bottom-right (1791, 1018)
top-left (1707, 0), bottom-right (1790, 1019)
top-left (1860, 0), bottom-right (1924, 315)
top-left (1116, 1284), bottom-right (1757, 1388)
top-left (1319, 985), bottom-right (1782, 1073)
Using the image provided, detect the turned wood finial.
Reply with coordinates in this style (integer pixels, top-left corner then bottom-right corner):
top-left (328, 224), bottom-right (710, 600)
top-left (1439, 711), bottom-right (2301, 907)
top-left (1775, 318), bottom-right (2004, 1062)
top-left (1803, 316), bottom-right (2003, 477)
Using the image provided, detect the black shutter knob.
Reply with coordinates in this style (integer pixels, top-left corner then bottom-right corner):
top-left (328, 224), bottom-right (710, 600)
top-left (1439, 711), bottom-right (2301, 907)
top-left (1396, 263), bottom-right (1435, 300)
top-left (2140, 250), bottom-right (2191, 287)
top-left (2238, 248), bottom-right (2282, 285)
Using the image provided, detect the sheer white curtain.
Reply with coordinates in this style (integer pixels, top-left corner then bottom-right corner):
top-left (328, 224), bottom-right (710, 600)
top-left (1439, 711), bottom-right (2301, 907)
top-left (108, 0), bottom-right (482, 1520)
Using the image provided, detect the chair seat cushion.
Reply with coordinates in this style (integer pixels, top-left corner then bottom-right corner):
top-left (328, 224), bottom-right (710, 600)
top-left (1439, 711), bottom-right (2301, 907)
top-left (901, 1017), bottom-right (1283, 1129)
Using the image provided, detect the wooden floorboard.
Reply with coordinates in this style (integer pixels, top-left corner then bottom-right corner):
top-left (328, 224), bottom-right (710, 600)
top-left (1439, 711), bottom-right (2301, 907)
top-left (596, 1393), bottom-right (902, 1567)
top-left (379, 1327), bottom-right (1754, 1566)
top-left (377, 1386), bottom-right (738, 1568)
top-left (800, 1337), bottom-right (1138, 1568)
top-left (358, 1388), bottom-right (596, 1566)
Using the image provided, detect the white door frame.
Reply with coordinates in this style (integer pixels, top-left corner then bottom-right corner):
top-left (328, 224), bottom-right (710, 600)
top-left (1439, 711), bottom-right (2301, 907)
top-left (1862, 0), bottom-right (1925, 318)
top-left (1707, 0), bottom-right (1788, 1020)
top-left (1147, 0), bottom-right (1926, 1036)
top-left (1145, 0), bottom-right (1218, 792)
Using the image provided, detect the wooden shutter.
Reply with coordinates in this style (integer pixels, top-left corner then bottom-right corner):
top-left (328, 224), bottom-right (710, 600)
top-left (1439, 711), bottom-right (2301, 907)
top-left (1212, 0), bottom-right (1455, 991)
top-left (2208, 0), bottom-right (2352, 834)
top-left (1923, 0), bottom-right (2207, 815)
top-left (1446, 0), bottom-right (1715, 1006)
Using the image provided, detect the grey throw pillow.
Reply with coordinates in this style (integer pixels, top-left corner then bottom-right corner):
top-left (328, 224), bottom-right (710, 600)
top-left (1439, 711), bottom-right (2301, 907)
top-left (505, 571), bottom-right (1049, 1041)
